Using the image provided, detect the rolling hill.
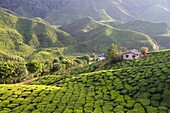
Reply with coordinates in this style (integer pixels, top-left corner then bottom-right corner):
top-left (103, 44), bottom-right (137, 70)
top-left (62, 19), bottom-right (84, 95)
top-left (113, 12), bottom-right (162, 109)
top-left (0, 8), bottom-right (74, 61)
top-left (60, 16), bottom-right (103, 43)
top-left (61, 17), bottom-right (157, 54)
top-left (109, 20), bottom-right (170, 49)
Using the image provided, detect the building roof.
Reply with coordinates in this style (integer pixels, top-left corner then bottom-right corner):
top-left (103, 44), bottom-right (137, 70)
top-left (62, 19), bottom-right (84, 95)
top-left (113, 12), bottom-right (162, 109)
top-left (122, 49), bottom-right (141, 55)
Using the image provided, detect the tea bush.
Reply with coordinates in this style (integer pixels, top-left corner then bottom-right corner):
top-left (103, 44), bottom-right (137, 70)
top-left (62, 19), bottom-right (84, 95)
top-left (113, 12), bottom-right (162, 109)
top-left (1, 50), bottom-right (170, 112)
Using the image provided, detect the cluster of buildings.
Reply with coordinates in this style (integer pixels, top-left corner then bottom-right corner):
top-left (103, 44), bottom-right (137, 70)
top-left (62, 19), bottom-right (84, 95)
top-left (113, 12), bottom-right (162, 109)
top-left (94, 49), bottom-right (147, 61)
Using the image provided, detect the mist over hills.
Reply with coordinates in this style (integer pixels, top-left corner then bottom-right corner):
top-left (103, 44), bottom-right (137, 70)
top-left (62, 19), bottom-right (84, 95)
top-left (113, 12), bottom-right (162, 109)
top-left (1, 0), bottom-right (170, 24)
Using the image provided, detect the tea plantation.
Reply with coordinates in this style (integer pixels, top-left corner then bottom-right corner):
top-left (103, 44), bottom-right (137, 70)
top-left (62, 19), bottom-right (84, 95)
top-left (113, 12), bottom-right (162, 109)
top-left (0, 50), bottom-right (170, 113)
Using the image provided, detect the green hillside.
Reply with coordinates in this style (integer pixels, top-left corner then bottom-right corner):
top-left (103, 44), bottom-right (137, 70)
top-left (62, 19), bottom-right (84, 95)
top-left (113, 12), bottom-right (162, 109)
top-left (0, 8), bottom-right (74, 61)
top-left (61, 17), bottom-right (102, 35)
top-left (44, 0), bottom-right (134, 25)
top-left (0, 50), bottom-right (169, 112)
top-left (64, 24), bottom-right (157, 54)
top-left (110, 20), bottom-right (170, 49)
top-left (60, 17), bottom-right (102, 43)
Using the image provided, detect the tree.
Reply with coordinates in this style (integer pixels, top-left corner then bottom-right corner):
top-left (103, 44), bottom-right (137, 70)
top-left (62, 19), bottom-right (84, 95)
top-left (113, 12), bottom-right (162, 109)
top-left (91, 53), bottom-right (97, 61)
top-left (52, 58), bottom-right (59, 64)
top-left (26, 60), bottom-right (41, 73)
top-left (77, 55), bottom-right (90, 64)
top-left (140, 46), bottom-right (149, 53)
top-left (61, 59), bottom-right (73, 69)
top-left (0, 62), bottom-right (27, 84)
top-left (140, 46), bottom-right (149, 56)
top-left (50, 63), bottom-right (62, 74)
top-left (107, 43), bottom-right (121, 63)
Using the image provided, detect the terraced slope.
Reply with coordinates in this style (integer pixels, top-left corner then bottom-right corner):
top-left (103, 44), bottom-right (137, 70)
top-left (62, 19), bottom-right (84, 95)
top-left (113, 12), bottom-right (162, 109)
top-left (0, 50), bottom-right (169, 112)
top-left (30, 64), bottom-right (170, 112)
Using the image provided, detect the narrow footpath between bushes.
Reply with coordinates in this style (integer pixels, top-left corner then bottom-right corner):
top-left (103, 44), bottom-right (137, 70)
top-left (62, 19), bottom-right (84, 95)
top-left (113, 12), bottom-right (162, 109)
top-left (16, 77), bottom-right (39, 85)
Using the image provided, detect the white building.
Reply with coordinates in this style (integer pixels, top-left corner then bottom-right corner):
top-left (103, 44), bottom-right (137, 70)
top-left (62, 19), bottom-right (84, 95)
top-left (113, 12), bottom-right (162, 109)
top-left (122, 49), bottom-right (142, 60)
top-left (96, 53), bottom-right (106, 61)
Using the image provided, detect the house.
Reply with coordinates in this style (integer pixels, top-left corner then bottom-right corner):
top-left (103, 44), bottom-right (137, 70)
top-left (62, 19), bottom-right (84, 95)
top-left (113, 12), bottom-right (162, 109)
top-left (122, 49), bottom-right (143, 60)
top-left (96, 53), bottom-right (106, 61)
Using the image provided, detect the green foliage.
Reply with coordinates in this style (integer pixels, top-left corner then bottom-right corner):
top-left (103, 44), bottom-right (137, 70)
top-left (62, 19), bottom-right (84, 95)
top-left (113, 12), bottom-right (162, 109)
top-left (107, 43), bottom-right (121, 63)
top-left (64, 22), bottom-right (156, 54)
top-left (0, 8), bottom-right (75, 61)
top-left (140, 46), bottom-right (149, 52)
top-left (26, 60), bottom-right (41, 73)
top-left (1, 48), bottom-right (170, 112)
top-left (77, 55), bottom-right (90, 64)
top-left (50, 63), bottom-right (62, 74)
top-left (0, 61), bottom-right (27, 84)
top-left (146, 106), bottom-right (158, 113)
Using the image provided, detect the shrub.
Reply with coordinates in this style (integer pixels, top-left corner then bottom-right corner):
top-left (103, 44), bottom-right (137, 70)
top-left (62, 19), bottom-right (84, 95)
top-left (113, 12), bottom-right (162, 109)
top-left (150, 100), bottom-right (159, 107)
top-left (151, 94), bottom-right (161, 101)
top-left (114, 95), bottom-right (126, 105)
top-left (26, 60), bottom-right (41, 73)
top-left (0, 62), bottom-right (27, 84)
top-left (125, 100), bottom-right (134, 108)
top-left (137, 99), bottom-right (150, 106)
top-left (133, 103), bottom-right (145, 113)
top-left (146, 106), bottom-right (158, 113)
top-left (158, 106), bottom-right (168, 113)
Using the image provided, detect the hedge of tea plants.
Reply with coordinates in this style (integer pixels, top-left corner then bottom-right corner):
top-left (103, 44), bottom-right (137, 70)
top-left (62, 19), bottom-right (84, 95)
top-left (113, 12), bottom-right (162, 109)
top-left (0, 50), bottom-right (170, 113)
top-left (29, 63), bottom-right (170, 112)
top-left (0, 85), bottom-right (60, 113)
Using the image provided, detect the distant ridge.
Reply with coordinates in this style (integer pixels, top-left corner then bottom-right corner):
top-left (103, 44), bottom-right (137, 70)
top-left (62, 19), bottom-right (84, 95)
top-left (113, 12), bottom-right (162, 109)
top-left (61, 17), bottom-right (157, 54)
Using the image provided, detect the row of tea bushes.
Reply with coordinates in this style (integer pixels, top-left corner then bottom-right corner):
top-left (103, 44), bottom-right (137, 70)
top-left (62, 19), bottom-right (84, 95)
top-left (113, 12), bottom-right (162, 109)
top-left (0, 85), bottom-right (61, 113)
top-left (28, 62), bottom-right (170, 112)
top-left (1, 50), bottom-right (170, 112)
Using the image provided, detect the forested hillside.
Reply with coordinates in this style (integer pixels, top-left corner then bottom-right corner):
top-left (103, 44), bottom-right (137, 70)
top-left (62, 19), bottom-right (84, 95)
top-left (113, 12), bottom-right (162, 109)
top-left (0, 8), bottom-right (74, 61)
top-left (61, 17), bottom-right (157, 54)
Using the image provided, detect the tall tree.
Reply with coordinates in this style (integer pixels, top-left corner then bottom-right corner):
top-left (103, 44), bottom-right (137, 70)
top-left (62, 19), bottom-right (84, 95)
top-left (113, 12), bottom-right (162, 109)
top-left (107, 43), bottom-right (121, 63)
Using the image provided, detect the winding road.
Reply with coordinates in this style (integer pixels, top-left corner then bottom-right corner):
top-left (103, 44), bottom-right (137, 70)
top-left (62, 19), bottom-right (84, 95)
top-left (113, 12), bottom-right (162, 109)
top-left (152, 39), bottom-right (159, 51)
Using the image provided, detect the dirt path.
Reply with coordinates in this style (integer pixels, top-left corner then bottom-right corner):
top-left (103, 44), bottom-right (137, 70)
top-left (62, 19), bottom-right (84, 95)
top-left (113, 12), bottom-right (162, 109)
top-left (152, 39), bottom-right (159, 51)
top-left (17, 77), bottom-right (39, 85)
